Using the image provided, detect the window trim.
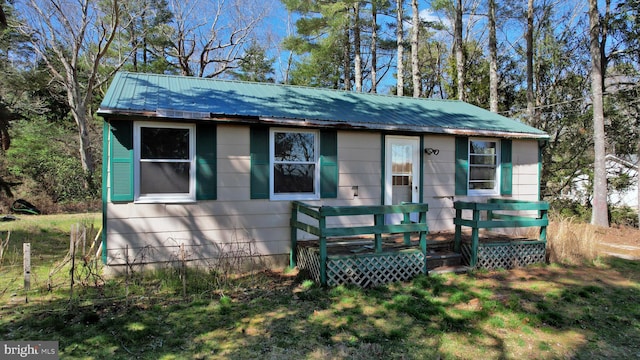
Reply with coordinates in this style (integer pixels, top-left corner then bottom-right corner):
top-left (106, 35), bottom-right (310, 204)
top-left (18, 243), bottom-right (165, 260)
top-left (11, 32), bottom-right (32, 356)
top-left (133, 122), bottom-right (196, 203)
top-left (467, 138), bottom-right (501, 196)
top-left (269, 128), bottom-right (320, 201)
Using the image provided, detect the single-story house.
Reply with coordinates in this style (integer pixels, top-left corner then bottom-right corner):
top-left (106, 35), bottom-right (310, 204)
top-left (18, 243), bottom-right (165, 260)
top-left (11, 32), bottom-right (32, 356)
top-left (97, 72), bottom-right (549, 268)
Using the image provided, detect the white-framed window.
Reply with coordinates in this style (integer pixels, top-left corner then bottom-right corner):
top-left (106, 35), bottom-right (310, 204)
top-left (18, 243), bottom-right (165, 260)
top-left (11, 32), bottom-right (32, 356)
top-left (468, 139), bottom-right (500, 195)
top-left (134, 122), bottom-right (196, 202)
top-left (270, 128), bottom-right (320, 200)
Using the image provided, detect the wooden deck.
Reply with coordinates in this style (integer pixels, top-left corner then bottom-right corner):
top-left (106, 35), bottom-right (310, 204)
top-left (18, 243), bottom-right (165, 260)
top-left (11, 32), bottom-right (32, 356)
top-left (291, 200), bottom-right (549, 287)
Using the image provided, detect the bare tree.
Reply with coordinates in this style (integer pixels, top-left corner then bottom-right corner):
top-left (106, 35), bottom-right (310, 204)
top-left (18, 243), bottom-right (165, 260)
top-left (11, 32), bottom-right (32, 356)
top-left (16, 0), bottom-right (138, 187)
top-left (167, 0), bottom-right (270, 77)
top-left (396, 0), bottom-right (404, 96)
top-left (411, 0), bottom-right (420, 97)
top-left (589, 0), bottom-right (609, 227)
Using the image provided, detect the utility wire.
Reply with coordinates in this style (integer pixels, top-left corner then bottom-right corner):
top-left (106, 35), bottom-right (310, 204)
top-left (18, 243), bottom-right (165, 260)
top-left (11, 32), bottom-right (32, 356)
top-left (499, 82), bottom-right (640, 115)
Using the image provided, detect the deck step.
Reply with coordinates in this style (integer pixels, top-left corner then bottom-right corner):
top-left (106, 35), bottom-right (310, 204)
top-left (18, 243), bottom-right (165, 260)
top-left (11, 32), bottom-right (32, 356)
top-left (428, 265), bottom-right (472, 275)
top-left (426, 251), bottom-right (462, 269)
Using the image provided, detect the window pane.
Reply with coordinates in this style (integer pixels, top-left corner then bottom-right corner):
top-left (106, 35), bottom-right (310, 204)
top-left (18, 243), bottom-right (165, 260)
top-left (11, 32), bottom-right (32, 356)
top-left (469, 181), bottom-right (495, 190)
top-left (392, 144), bottom-right (412, 174)
top-left (470, 154), bottom-right (496, 165)
top-left (274, 132), bottom-right (315, 162)
top-left (392, 175), bottom-right (411, 186)
top-left (141, 127), bottom-right (190, 159)
top-left (470, 166), bottom-right (497, 181)
top-left (140, 162), bottom-right (190, 194)
top-left (470, 141), bottom-right (496, 155)
top-left (273, 164), bottom-right (315, 193)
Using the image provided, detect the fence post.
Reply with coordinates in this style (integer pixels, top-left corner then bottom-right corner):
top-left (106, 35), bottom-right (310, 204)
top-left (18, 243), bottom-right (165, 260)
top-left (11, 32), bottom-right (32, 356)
top-left (180, 244), bottom-right (187, 298)
top-left (125, 245), bottom-right (129, 308)
top-left (82, 224), bottom-right (86, 256)
top-left (23, 243), bottom-right (31, 291)
top-left (70, 225), bottom-right (77, 301)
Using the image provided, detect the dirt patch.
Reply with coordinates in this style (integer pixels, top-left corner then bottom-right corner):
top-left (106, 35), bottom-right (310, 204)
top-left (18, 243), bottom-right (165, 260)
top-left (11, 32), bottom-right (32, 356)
top-left (596, 225), bottom-right (640, 246)
top-left (596, 225), bottom-right (640, 259)
top-left (428, 224), bottom-right (640, 260)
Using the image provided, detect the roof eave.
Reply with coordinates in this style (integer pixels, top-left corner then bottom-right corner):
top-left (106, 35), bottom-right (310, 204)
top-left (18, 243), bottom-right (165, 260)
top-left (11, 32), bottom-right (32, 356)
top-left (97, 108), bottom-right (550, 140)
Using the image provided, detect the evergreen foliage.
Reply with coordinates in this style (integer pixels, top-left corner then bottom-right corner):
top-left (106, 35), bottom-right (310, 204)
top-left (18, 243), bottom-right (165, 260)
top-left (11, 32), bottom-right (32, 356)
top-left (0, 0), bottom-right (637, 219)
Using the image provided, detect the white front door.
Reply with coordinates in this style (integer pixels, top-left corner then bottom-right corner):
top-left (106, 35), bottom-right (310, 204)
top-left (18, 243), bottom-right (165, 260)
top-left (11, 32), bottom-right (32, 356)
top-left (385, 136), bottom-right (420, 224)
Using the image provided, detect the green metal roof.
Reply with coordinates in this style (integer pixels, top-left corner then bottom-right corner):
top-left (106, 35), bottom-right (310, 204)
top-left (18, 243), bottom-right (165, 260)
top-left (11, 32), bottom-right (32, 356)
top-left (98, 72), bottom-right (548, 139)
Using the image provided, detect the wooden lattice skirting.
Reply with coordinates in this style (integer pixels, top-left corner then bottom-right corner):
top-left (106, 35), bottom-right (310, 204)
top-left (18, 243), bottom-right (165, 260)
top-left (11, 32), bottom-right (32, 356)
top-left (461, 240), bottom-right (546, 270)
top-left (297, 246), bottom-right (426, 287)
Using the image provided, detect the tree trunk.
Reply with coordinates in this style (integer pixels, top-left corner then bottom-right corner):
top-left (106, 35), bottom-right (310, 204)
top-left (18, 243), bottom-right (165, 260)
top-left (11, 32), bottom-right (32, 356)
top-left (454, 0), bottom-right (464, 101)
top-left (354, 3), bottom-right (362, 92)
top-left (488, 0), bottom-right (498, 112)
top-left (371, 0), bottom-right (377, 93)
top-left (74, 110), bottom-right (95, 176)
top-left (526, 0), bottom-right (534, 122)
top-left (411, 0), bottom-right (419, 98)
top-left (396, 0), bottom-right (404, 96)
top-left (589, 0), bottom-right (609, 227)
top-left (344, 24), bottom-right (351, 90)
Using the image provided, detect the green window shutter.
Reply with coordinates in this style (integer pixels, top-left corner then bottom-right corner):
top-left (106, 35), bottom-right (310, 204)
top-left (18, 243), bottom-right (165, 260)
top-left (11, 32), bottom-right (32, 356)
top-left (320, 130), bottom-right (338, 198)
top-left (455, 136), bottom-right (468, 196)
top-left (501, 139), bottom-right (513, 195)
top-left (196, 123), bottom-right (217, 200)
top-left (250, 126), bottom-right (269, 199)
top-left (109, 120), bottom-right (134, 202)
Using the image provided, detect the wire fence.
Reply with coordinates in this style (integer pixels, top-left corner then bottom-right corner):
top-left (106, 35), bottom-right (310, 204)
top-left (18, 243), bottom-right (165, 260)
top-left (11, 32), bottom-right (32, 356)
top-left (0, 225), bottom-right (266, 310)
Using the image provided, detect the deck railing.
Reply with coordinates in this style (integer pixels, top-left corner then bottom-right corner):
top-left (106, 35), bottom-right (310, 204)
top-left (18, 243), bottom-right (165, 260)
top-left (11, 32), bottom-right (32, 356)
top-left (454, 198), bottom-right (549, 267)
top-left (290, 201), bottom-right (429, 285)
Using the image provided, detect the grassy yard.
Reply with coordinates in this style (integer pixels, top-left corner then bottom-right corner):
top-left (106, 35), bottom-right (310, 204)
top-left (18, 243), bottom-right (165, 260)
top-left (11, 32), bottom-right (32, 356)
top-left (1, 214), bottom-right (639, 359)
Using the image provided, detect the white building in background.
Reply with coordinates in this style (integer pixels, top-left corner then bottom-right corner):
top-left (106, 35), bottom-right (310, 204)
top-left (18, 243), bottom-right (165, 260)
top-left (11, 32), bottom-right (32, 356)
top-left (566, 154), bottom-right (638, 209)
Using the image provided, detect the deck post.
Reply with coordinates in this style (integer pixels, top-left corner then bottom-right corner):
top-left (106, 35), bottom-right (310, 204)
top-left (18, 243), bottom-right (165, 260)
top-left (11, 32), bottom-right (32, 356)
top-left (454, 207), bottom-right (462, 253)
top-left (402, 211), bottom-right (411, 245)
top-left (374, 214), bottom-right (383, 253)
top-left (290, 202), bottom-right (298, 268)
top-left (470, 208), bottom-right (480, 267)
top-left (539, 208), bottom-right (548, 242)
top-left (419, 210), bottom-right (428, 274)
top-left (318, 210), bottom-right (328, 286)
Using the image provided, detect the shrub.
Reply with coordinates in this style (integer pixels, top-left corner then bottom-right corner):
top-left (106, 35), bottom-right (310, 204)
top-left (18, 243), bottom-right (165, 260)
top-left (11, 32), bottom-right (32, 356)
top-left (546, 215), bottom-right (599, 265)
top-left (609, 206), bottom-right (639, 228)
top-left (549, 198), bottom-right (591, 222)
top-left (6, 118), bottom-right (99, 206)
